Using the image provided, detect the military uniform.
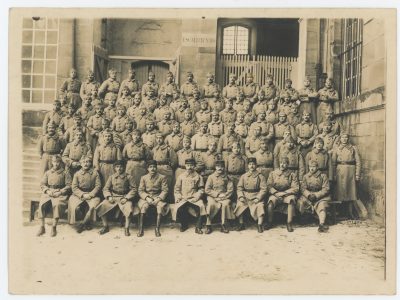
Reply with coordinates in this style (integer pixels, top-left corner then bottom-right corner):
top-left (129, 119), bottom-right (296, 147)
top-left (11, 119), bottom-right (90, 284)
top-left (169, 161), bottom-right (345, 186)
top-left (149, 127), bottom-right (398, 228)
top-left (175, 148), bottom-right (200, 180)
top-left (197, 150), bottom-right (222, 180)
top-left (318, 118), bottom-right (342, 135)
top-left (165, 131), bottom-right (184, 152)
top-left (63, 125), bottom-right (87, 145)
top-left (249, 121), bottom-right (274, 142)
top-left (208, 98), bottom-right (224, 113)
top-left (277, 102), bottom-right (292, 117)
top-left (123, 140), bottom-right (152, 186)
top-left (98, 78), bottom-right (120, 100)
top-left (42, 110), bottom-right (63, 134)
top-left (267, 169), bottom-right (299, 213)
top-left (316, 131), bottom-right (340, 152)
top-left (245, 135), bottom-right (262, 157)
top-left (208, 120), bottom-right (224, 138)
top-left (274, 121), bottom-right (296, 144)
top-left (316, 86), bottom-right (339, 124)
top-left (305, 148), bottom-right (331, 180)
top-left (154, 105), bottom-right (175, 122)
top-left (127, 104), bottom-right (144, 121)
top-left (298, 86), bottom-right (318, 123)
top-left (188, 96), bottom-right (202, 114)
top-left (86, 114), bottom-right (105, 150)
top-left (138, 172), bottom-right (170, 216)
top-left (97, 129), bottom-right (123, 149)
top-left (195, 109), bottom-right (212, 124)
top-left (39, 168), bottom-right (72, 219)
top-left (77, 105), bottom-right (95, 125)
top-left (252, 101), bottom-right (268, 117)
top-left (191, 132), bottom-right (211, 154)
top-left (287, 112), bottom-right (301, 127)
top-left (117, 95), bottom-right (134, 110)
top-left (38, 133), bottom-right (64, 174)
top-left (175, 106), bottom-right (194, 123)
top-left (159, 82), bottom-right (179, 103)
top-left (158, 119), bottom-right (176, 137)
top-left (80, 79), bottom-right (100, 101)
top-left (104, 105), bottom-right (117, 121)
top-left (142, 95), bottom-right (158, 113)
top-left (60, 78), bottom-right (82, 108)
top-left (142, 81), bottom-right (160, 98)
top-left (59, 114), bottom-right (75, 134)
top-left (119, 78), bottom-right (140, 97)
top-left (62, 141), bottom-right (92, 176)
top-left (205, 172), bottom-right (235, 222)
top-left (217, 132), bottom-right (244, 159)
top-left (242, 110), bottom-right (256, 126)
top-left (180, 81), bottom-right (199, 98)
top-left (142, 130), bottom-right (159, 150)
top-left (136, 113), bottom-right (152, 134)
top-left (68, 168), bottom-right (101, 224)
top-left (261, 84), bottom-right (279, 102)
top-left (234, 170), bottom-right (267, 220)
top-left (220, 108), bottom-right (237, 125)
top-left (295, 121), bottom-right (319, 156)
top-left (222, 83), bottom-right (241, 101)
top-left (297, 170), bottom-right (330, 215)
top-left (224, 152), bottom-right (247, 192)
top-left (265, 110), bottom-right (278, 125)
top-left (93, 142), bottom-right (122, 184)
top-left (203, 82), bottom-right (220, 99)
top-left (119, 128), bottom-right (134, 148)
top-left (253, 148), bottom-right (274, 181)
top-left (96, 172), bottom-right (138, 218)
top-left (111, 115), bottom-right (129, 133)
top-left (242, 82), bottom-right (260, 103)
top-left (277, 145), bottom-right (306, 180)
top-left (234, 121), bottom-right (249, 139)
top-left (280, 87), bottom-right (299, 102)
top-left (181, 120), bottom-right (199, 138)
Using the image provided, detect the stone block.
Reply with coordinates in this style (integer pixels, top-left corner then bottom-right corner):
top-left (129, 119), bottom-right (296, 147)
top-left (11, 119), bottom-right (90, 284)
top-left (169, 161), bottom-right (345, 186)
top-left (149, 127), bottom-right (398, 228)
top-left (375, 121), bottom-right (385, 136)
top-left (358, 111), bottom-right (370, 123)
top-left (363, 19), bottom-right (384, 45)
top-left (361, 59), bottom-right (385, 91)
top-left (362, 35), bottom-right (386, 68)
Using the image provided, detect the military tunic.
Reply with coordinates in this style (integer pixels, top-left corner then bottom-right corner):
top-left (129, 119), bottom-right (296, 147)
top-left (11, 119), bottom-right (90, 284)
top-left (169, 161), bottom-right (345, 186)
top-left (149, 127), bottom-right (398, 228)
top-left (277, 102), bottom-right (292, 117)
top-left (138, 173), bottom-right (170, 215)
top-left (59, 115), bottom-right (75, 134)
top-left (297, 171), bottom-right (330, 215)
top-left (80, 79), bottom-right (100, 101)
top-left (181, 120), bottom-right (199, 138)
top-left (203, 82), bottom-right (220, 99)
top-left (261, 84), bottom-right (279, 102)
top-left (173, 170), bottom-right (206, 221)
top-left (234, 122), bottom-right (249, 139)
top-left (142, 96), bottom-right (158, 113)
top-left (205, 172), bottom-right (235, 221)
top-left (318, 119), bottom-right (342, 135)
top-left (253, 149), bottom-right (274, 181)
top-left (280, 87), bottom-right (299, 102)
top-left (63, 125), bottom-right (87, 145)
top-left (136, 114), bottom-right (152, 134)
top-left (117, 95), bottom-right (133, 110)
top-left (142, 81), bottom-right (160, 98)
top-left (158, 120), bottom-right (176, 137)
top-left (316, 132), bottom-right (340, 152)
top-left (39, 168), bottom-right (72, 219)
top-left (159, 82), bottom-right (178, 103)
top-left (111, 115), bottom-right (129, 133)
top-left (165, 132), bottom-right (184, 152)
top-left (86, 114), bottom-right (105, 150)
top-left (295, 121), bottom-right (319, 156)
top-left (287, 113), bottom-right (301, 127)
top-left (220, 108), bottom-right (237, 125)
top-left (98, 78), bottom-right (120, 100)
top-left (127, 104), bottom-right (144, 121)
top-left (175, 148), bottom-right (200, 181)
top-left (195, 109), bottom-right (212, 124)
top-left (208, 120), bottom-right (224, 138)
top-left (142, 130), bottom-right (158, 150)
top-left (38, 134), bottom-right (64, 175)
top-left (104, 105), bottom-right (117, 122)
top-left (222, 83), bottom-right (241, 100)
top-left (197, 150), bottom-right (222, 180)
top-left (252, 101), bottom-right (268, 117)
top-left (265, 110), bottom-right (278, 125)
top-left (277, 146), bottom-right (306, 180)
top-left (69, 168), bottom-right (101, 224)
top-left (274, 121), bottom-right (296, 144)
top-left (208, 98), bottom-right (224, 113)
top-left (217, 132), bottom-right (244, 159)
top-left (123, 141), bottom-right (152, 186)
top-left (267, 169), bottom-right (299, 213)
top-left (97, 129), bottom-right (123, 149)
top-left (180, 81), bottom-right (199, 98)
top-left (62, 141), bottom-right (92, 176)
top-left (154, 106), bottom-right (175, 123)
top-left (97, 172), bottom-right (138, 218)
top-left (234, 171), bottom-right (267, 220)
top-left (243, 82), bottom-right (260, 104)
top-left (305, 148), bottom-right (332, 180)
top-left (119, 129), bottom-right (134, 149)
top-left (42, 110), bottom-right (63, 134)
top-left (332, 143), bottom-right (361, 202)
top-left (188, 97), bottom-right (202, 114)
top-left (224, 153), bottom-right (247, 192)
top-left (316, 87), bottom-right (339, 123)
top-left (93, 143), bottom-right (122, 185)
top-left (245, 136), bottom-right (262, 157)
top-left (241, 110), bottom-right (256, 126)
top-left (191, 132), bottom-right (211, 154)
top-left (298, 86), bottom-right (318, 123)
top-left (119, 78), bottom-right (140, 97)
top-left (60, 78), bottom-right (82, 108)
top-left (77, 105), bottom-right (95, 125)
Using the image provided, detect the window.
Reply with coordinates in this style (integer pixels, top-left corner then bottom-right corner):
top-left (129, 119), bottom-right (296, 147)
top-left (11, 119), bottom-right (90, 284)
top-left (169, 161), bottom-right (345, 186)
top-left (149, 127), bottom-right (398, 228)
top-left (339, 18), bottom-right (363, 99)
top-left (21, 17), bottom-right (59, 104)
top-left (222, 25), bottom-right (249, 55)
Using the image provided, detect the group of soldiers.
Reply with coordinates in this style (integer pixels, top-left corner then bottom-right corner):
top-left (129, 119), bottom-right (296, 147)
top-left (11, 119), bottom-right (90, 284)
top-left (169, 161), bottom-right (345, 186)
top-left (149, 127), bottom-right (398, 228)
top-left (37, 67), bottom-right (361, 238)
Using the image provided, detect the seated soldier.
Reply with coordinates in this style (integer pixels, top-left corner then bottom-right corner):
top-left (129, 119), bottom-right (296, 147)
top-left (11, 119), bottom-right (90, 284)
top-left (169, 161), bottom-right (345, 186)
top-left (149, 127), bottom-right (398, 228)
top-left (297, 161), bottom-right (331, 232)
top-left (37, 155), bottom-right (72, 237)
top-left (233, 90), bottom-right (245, 111)
top-left (173, 158), bottom-right (207, 234)
top-left (119, 118), bottom-right (136, 149)
top-left (197, 138), bottom-right (222, 183)
top-left (111, 105), bottom-right (129, 134)
top-left (240, 99), bottom-right (256, 126)
top-left (63, 113), bottom-right (87, 146)
top-left (175, 135), bottom-right (201, 182)
top-left (154, 94), bottom-right (175, 122)
top-left (208, 89), bottom-right (224, 113)
top-left (165, 122), bottom-right (184, 152)
top-left (188, 87), bottom-right (202, 114)
top-left (104, 93), bottom-right (118, 120)
top-left (252, 90), bottom-right (268, 117)
top-left (138, 160), bottom-right (170, 237)
top-left (69, 155), bottom-right (102, 233)
top-left (42, 99), bottom-right (63, 134)
top-left (157, 111), bottom-right (176, 137)
top-left (142, 119), bottom-right (159, 150)
top-left (191, 122), bottom-right (211, 154)
top-left (195, 99), bottom-right (212, 124)
top-left (205, 160), bottom-right (235, 234)
top-left (86, 103), bottom-right (105, 150)
top-left (39, 121), bottom-right (64, 175)
top-left (235, 111), bottom-right (250, 139)
top-left (127, 92), bottom-right (144, 120)
top-left (208, 109), bottom-right (224, 138)
top-left (77, 95), bottom-right (94, 125)
top-left (117, 85), bottom-right (133, 109)
top-left (234, 157), bottom-right (268, 233)
top-left (277, 136), bottom-right (306, 180)
top-left (180, 109), bottom-right (199, 138)
top-left (59, 103), bottom-right (76, 134)
top-left (287, 103), bottom-right (302, 127)
top-left (220, 98), bottom-right (237, 126)
top-left (295, 110), bottom-right (319, 157)
top-left (62, 130), bottom-right (92, 177)
top-left (142, 88), bottom-right (158, 113)
top-left (174, 98), bottom-right (191, 123)
top-left (245, 125), bottom-right (263, 157)
top-left (217, 122), bottom-right (244, 160)
top-left (266, 156), bottom-right (299, 232)
top-left (97, 118), bottom-right (123, 149)
top-left (265, 101), bottom-right (278, 125)
top-left (97, 160), bottom-right (138, 236)
top-left (305, 137), bottom-right (331, 180)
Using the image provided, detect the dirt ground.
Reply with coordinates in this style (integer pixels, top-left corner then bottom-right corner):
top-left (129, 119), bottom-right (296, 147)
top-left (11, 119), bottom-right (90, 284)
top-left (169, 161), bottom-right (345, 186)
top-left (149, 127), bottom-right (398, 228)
top-left (10, 219), bottom-right (386, 295)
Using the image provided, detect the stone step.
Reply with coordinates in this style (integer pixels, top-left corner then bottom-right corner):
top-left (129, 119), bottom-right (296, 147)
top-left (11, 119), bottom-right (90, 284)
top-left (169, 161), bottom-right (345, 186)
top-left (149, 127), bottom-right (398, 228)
top-left (23, 153), bottom-right (40, 160)
top-left (23, 174), bottom-right (41, 182)
top-left (24, 161), bottom-right (41, 169)
top-left (23, 168), bottom-right (41, 176)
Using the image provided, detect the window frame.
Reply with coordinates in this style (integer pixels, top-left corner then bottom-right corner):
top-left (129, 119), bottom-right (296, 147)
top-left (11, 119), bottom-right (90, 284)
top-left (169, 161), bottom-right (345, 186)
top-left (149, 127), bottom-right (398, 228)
top-left (221, 24), bottom-right (251, 55)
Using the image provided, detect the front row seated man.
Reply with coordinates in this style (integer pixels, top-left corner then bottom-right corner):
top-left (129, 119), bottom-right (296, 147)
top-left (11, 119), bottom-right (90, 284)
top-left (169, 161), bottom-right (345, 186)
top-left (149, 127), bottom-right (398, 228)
top-left (96, 160), bottom-right (138, 236)
top-left (297, 160), bottom-right (331, 232)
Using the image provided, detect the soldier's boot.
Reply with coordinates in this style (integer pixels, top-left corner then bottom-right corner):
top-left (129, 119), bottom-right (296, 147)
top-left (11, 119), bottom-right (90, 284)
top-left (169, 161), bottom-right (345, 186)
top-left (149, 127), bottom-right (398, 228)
top-left (318, 224), bottom-right (325, 233)
top-left (205, 225), bottom-right (212, 234)
top-left (76, 222), bottom-right (85, 234)
top-left (50, 226), bottom-right (57, 237)
top-left (85, 223), bottom-right (93, 231)
top-left (195, 216), bottom-right (203, 234)
top-left (265, 204), bottom-right (274, 230)
top-left (125, 228), bottom-right (130, 236)
top-left (137, 214), bottom-right (144, 237)
top-left (155, 215), bottom-right (161, 237)
top-left (220, 224), bottom-right (229, 233)
top-left (321, 223), bottom-right (329, 232)
top-left (99, 226), bottom-right (109, 235)
top-left (237, 222), bottom-right (245, 231)
top-left (36, 226), bottom-right (45, 237)
top-left (257, 224), bottom-right (264, 233)
top-left (286, 222), bottom-right (294, 232)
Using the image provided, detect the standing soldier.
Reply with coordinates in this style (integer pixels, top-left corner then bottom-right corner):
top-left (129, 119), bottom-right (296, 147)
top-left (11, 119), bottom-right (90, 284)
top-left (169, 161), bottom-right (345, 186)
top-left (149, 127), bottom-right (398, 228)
top-left (43, 100), bottom-right (64, 134)
top-left (220, 98), bottom-right (237, 127)
top-left (175, 136), bottom-right (201, 182)
top-left (305, 137), bottom-right (332, 180)
top-left (203, 72), bottom-right (220, 101)
top-left (173, 158), bottom-right (206, 233)
top-left (152, 133), bottom-right (178, 202)
top-left (37, 155), bottom-right (72, 237)
top-left (119, 118), bottom-right (136, 149)
top-left (208, 89), bottom-right (225, 113)
top-left (197, 139), bottom-right (222, 183)
top-left (277, 91), bottom-right (293, 116)
top-left (249, 110), bottom-right (274, 144)
top-left (154, 94), bottom-right (175, 122)
top-left (77, 96), bottom-right (94, 125)
top-left (127, 93), bottom-right (144, 120)
top-left (136, 107), bottom-right (153, 134)
top-left (208, 109), bottom-right (224, 139)
top-left (245, 125), bottom-right (263, 157)
top-left (217, 122), bottom-right (245, 159)
top-left (62, 130), bottom-right (92, 177)
top-left (59, 68), bottom-right (82, 108)
top-left (239, 99), bottom-right (256, 126)
top-left (261, 74), bottom-right (279, 104)
top-left (180, 109), bottom-right (199, 138)
top-left (117, 86), bottom-right (134, 109)
top-left (98, 68), bottom-right (120, 101)
top-left (316, 78), bottom-right (339, 124)
top-left (86, 103), bottom-right (105, 150)
top-left (233, 91), bottom-right (245, 111)
top-left (266, 156), bottom-right (299, 232)
top-left (242, 72), bottom-right (260, 105)
top-left (104, 94), bottom-right (118, 120)
top-left (137, 160), bottom-right (170, 237)
top-left (188, 87), bottom-right (202, 114)
top-left (297, 161), bottom-right (331, 232)
top-left (224, 141), bottom-right (247, 199)
top-left (234, 157), bottom-right (268, 233)
top-left (142, 119), bottom-right (159, 150)
top-left (174, 98), bottom-right (192, 123)
top-left (204, 160), bottom-right (235, 234)
top-left (265, 101), bottom-right (278, 125)
top-left (59, 103), bottom-right (77, 135)
top-left (191, 122), bottom-right (211, 154)
top-left (277, 137), bottom-right (306, 180)
top-left (234, 111), bottom-right (250, 139)
top-left (180, 71), bottom-right (198, 99)
top-left (158, 111), bottom-right (176, 137)
top-left (297, 76), bottom-right (318, 123)
top-left (96, 118), bottom-right (122, 149)
top-left (331, 133), bottom-right (361, 219)
top-left (93, 128), bottom-right (122, 185)
top-left (142, 89), bottom-right (158, 113)
top-left (222, 73), bottom-right (241, 102)
top-left (274, 112), bottom-right (296, 146)
top-left (287, 103), bottom-right (302, 127)
top-left (123, 129), bottom-right (152, 186)
top-left (316, 121), bottom-right (340, 152)
top-left (63, 114), bottom-right (87, 145)
top-left (142, 71), bottom-right (160, 99)
top-left (319, 107), bottom-right (343, 135)
top-left (119, 68), bottom-right (140, 98)
top-left (39, 122), bottom-right (64, 175)
top-left (159, 71), bottom-right (178, 104)
top-left (111, 105), bottom-right (129, 134)
top-left (195, 99), bottom-right (212, 124)
top-left (165, 122), bottom-right (184, 152)
top-left (280, 78), bottom-right (299, 103)
top-left (97, 160), bottom-right (138, 236)
top-left (252, 90), bottom-right (268, 117)
top-left (253, 137), bottom-right (274, 181)
top-left (296, 111), bottom-right (319, 157)
top-left (90, 88), bottom-right (103, 108)
top-left (80, 70), bottom-right (100, 101)
top-left (69, 155), bottom-right (101, 233)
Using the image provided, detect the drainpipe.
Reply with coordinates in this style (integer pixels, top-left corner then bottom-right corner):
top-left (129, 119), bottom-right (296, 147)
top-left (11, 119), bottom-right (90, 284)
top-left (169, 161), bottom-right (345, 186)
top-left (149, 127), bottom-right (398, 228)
top-left (73, 18), bottom-right (76, 69)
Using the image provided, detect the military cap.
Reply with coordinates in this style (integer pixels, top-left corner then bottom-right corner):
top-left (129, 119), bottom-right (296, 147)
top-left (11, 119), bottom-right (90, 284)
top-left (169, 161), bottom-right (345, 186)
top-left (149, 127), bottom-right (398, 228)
top-left (237, 111), bottom-right (245, 117)
top-left (67, 103), bottom-right (76, 109)
top-left (131, 129), bottom-right (141, 136)
top-left (257, 109), bottom-right (266, 115)
top-left (206, 72), bottom-right (214, 78)
top-left (147, 160), bottom-right (158, 167)
top-left (186, 71), bottom-right (193, 76)
top-left (266, 73), bottom-right (274, 79)
top-left (80, 154), bottom-right (93, 162)
top-left (87, 69), bottom-right (94, 75)
top-left (200, 121), bottom-right (208, 127)
top-left (145, 119), bottom-right (155, 125)
top-left (278, 111), bottom-right (287, 117)
top-left (215, 160), bottom-right (225, 167)
top-left (117, 104), bottom-right (126, 111)
top-left (94, 103), bottom-right (104, 109)
top-left (309, 160), bottom-right (319, 167)
top-left (314, 137), bottom-right (324, 145)
top-left (73, 114), bottom-right (83, 121)
top-left (183, 135), bottom-right (191, 142)
top-left (113, 160), bottom-right (125, 167)
top-left (248, 157), bottom-right (257, 164)
top-left (280, 156), bottom-right (289, 164)
top-left (184, 108), bottom-right (193, 114)
top-left (155, 132), bottom-right (164, 138)
top-left (200, 98), bottom-right (208, 104)
top-left (185, 158), bottom-right (196, 165)
top-left (53, 99), bottom-right (61, 104)
top-left (108, 68), bottom-right (117, 73)
top-left (148, 71), bottom-right (155, 76)
top-left (103, 128), bottom-right (113, 134)
top-left (229, 73), bottom-right (237, 79)
top-left (51, 154), bottom-right (63, 163)
top-left (285, 78), bottom-right (293, 83)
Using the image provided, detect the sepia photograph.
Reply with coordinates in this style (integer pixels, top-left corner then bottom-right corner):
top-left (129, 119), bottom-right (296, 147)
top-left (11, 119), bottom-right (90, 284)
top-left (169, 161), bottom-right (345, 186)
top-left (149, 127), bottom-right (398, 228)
top-left (7, 6), bottom-right (396, 295)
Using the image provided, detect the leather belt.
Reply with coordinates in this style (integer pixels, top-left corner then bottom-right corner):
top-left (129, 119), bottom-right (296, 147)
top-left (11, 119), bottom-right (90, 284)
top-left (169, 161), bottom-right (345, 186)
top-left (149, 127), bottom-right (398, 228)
top-left (48, 185), bottom-right (64, 189)
top-left (228, 171), bottom-right (243, 175)
top-left (244, 189), bottom-right (259, 193)
top-left (337, 161), bottom-right (355, 165)
top-left (100, 160), bottom-right (114, 164)
top-left (258, 164), bottom-right (273, 168)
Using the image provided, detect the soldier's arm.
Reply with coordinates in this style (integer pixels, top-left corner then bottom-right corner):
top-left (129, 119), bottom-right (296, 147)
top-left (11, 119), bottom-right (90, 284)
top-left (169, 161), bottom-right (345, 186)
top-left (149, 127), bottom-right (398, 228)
top-left (314, 174), bottom-right (330, 200)
top-left (61, 171), bottom-right (72, 195)
top-left (138, 176), bottom-right (149, 200)
top-left (173, 176), bottom-right (183, 202)
top-left (205, 176), bottom-right (217, 198)
top-left (59, 80), bottom-right (68, 94)
top-left (93, 147), bottom-right (100, 170)
top-left (256, 174), bottom-right (268, 202)
top-left (40, 172), bottom-right (50, 194)
top-left (267, 173), bottom-right (277, 195)
top-left (98, 81), bottom-right (108, 99)
top-left (158, 175), bottom-right (169, 202)
top-left (300, 178), bottom-right (311, 198)
top-left (125, 175), bottom-right (138, 200)
top-left (310, 125), bottom-right (319, 143)
top-left (298, 153), bottom-right (305, 180)
top-left (266, 123), bottom-right (274, 140)
top-left (236, 175), bottom-right (245, 201)
top-left (193, 176), bottom-right (205, 200)
top-left (354, 145), bottom-right (361, 179)
top-left (286, 173), bottom-right (300, 195)
top-left (225, 177), bottom-right (234, 199)
top-left (89, 171), bottom-right (102, 198)
top-left (103, 176), bottom-right (113, 199)
top-left (72, 174), bottom-right (84, 198)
